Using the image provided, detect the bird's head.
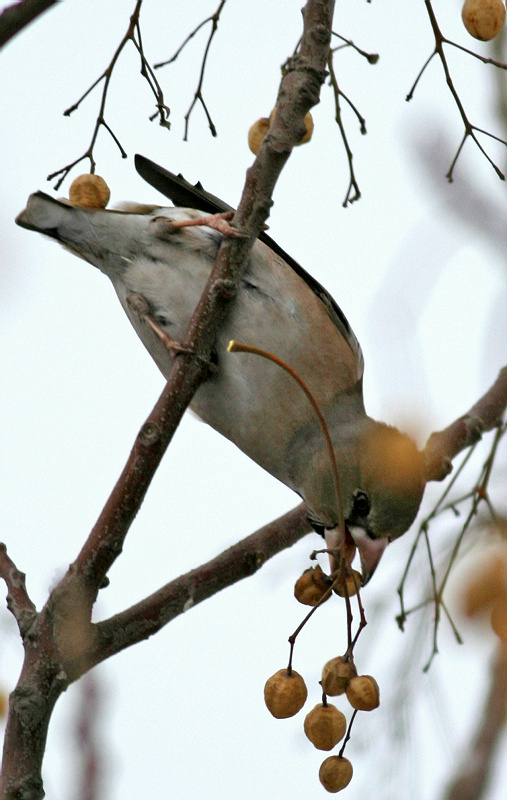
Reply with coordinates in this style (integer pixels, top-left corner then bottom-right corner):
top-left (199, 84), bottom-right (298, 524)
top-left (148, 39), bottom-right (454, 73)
top-left (301, 420), bottom-right (425, 585)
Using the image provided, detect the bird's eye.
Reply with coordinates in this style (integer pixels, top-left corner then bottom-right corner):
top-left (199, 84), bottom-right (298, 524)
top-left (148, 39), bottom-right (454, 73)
top-left (352, 491), bottom-right (370, 517)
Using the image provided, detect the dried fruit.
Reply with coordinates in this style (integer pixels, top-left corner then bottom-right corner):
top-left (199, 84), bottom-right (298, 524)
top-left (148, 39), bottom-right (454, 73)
top-left (491, 595), bottom-right (507, 641)
top-left (294, 565), bottom-right (332, 606)
top-left (461, 0), bottom-right (506, 40)
top-left (321, 657), bottom-right (357, 696)
top-left (304, 703), bottom-right (347, 750)
top-left (346, 675), bottom-right (380, 711)
top-left (333, 569), bottom-right (362, 598)
top-left (264, 668), bottom-right (308, 718)
top-left (462, 552), bottom-right (507, 616)
top-left (69, 174), bottom-right (110, 209)
top-left (319, 755), bottom-right (353, 793)
top-left (247, 118), bottom-right (270, 155)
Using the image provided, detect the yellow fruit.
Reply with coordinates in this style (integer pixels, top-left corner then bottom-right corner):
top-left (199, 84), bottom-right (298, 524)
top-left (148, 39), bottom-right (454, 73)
top-left (294, 565), bottom-right (332, 606)
top-left (462, 0), bottom-right (506, 40)
top-left (333, 569), bottom-right (362, 598)
top-left (346, 675), bottom-right (380, 711)
top-left (491, 595), bottom-right (507, 641)
top-left (319, 756), bottom-right (353, 793)
top-left (462, 553), bottom-right (507, 617)
top-left (304, 703), bottom-right (347, 750)
top-left (69, 174), bottom-right (110, 208)
top-left (247, 118), bottom-right (270, 155)
top-left (321, 657), bottom-right (357, 696)
top-left (264, 668), bottom-right (308, 718)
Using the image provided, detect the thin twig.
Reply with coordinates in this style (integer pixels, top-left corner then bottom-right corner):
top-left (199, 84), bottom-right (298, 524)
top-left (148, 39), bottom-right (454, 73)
top-left (48, 0), bottom-right (170, 189)
top-left (154, 0), bottom-right (226, 140)
top-left (0, 543), bottom-right (37, 638)
top-left (327, 47), bottom-right (362, 206)
top-left (409, 0), bottom-right (507, 181)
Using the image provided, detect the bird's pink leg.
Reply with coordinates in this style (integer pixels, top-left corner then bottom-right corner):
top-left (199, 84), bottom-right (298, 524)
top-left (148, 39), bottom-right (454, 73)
top-left (170, 211), bottom-right (244, 238)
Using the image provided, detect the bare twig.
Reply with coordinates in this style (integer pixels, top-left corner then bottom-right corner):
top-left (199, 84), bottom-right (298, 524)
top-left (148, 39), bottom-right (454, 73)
top-left (154, 0), bottom-right (227, 139)
top-left (409, 0), bottom-right (507, 180)
top-left (0, 543), bottom-right (37, 638)
top-left (0, 0), bottom-right (58, 48)
top-left (47, 0), bottom-right (170, 189)
top-left (327, 47), bottom-right (362, 206)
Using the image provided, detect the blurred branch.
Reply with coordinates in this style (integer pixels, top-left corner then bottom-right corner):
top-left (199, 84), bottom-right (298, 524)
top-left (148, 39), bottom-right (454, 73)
top-left (409, 0), bottom-right (507, 181)
top-left (47, 0), bottom-right (170, 190)
top-left (154, 0), bottom-right (226, 140)
top-left (424, 366), bottom-right (507, 482)
top-left (443, 645), bottom-right (507, 800)
top-left (0, 0), bottom-right (57, 47)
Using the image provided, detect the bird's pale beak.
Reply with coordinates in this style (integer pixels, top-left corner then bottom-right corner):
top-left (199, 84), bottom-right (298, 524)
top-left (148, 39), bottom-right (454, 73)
top-left (349, 526), bottom-right (388, 585)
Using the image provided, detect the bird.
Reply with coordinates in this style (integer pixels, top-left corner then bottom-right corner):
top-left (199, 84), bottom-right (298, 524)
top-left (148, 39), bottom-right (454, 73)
top-left (16, 155), bottom-right (425, 584)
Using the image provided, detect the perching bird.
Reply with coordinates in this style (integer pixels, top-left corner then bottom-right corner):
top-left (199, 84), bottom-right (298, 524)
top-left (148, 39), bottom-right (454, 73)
top-left (16, 155), bottom-right (425, 584)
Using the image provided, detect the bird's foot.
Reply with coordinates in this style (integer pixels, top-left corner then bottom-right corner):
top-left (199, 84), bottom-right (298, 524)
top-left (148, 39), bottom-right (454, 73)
top-left (126, 292), bottom-right (193, 359)
top-left (170, 211), bottom-right (244, 238)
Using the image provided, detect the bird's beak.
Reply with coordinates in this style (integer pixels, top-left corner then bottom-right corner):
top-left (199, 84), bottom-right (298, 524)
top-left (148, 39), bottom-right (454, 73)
top-left (349, 526), bottom-right (388, 586)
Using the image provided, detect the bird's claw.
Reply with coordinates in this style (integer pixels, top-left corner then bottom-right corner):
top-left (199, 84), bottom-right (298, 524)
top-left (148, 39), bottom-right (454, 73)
top-left (170, 211), bottom-right (245, 238)
top-left (126, 292), bottom-right (193, 359)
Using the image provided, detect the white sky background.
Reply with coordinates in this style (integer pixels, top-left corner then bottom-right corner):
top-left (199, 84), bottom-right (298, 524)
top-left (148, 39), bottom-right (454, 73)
top-left (1, 1), bottom-right (507, 799)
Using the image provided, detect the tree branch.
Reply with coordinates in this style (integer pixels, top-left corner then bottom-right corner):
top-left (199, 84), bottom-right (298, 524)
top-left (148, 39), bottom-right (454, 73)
top-left (424, 367), bottom-right (507, 481)
top-left (76, 504), bottom-right (310, 678)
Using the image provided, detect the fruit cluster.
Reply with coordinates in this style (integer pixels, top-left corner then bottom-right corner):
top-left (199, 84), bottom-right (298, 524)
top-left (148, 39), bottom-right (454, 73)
top-left (263, 563), bottom-right (379, 793)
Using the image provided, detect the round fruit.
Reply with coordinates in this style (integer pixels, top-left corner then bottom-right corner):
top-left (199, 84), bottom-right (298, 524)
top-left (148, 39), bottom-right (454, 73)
top-left (319, 755), bottom-right (353, 793)
top-left (264, 668), bottom-right (308, 718)
top-left (321, 656), bottom-right (357, 696)
top-left (462, 0), bottom-right (506, 40)
top-left (304, 703), bottom-right (347, 750)
top-left (491, 595), bottom-right (507, 641)
top-left (294, 565), bottom-right (332, 606)
top-left (346, 675), bottom-right (380, 711)
top-left (333, 569), bottom-right (362, 598)
top-left (69, 174), bottom-right (110, 208)
top-left (247, 118), bottom-right (270, 155)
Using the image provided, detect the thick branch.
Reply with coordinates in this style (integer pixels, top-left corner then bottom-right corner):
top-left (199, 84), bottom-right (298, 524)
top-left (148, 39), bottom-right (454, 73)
top-left (0, 0), bottom-right (57, 48)
top-left (75, 504), bottom-right (311, 677)
top-left (424, 367), bottom-right (507, 481)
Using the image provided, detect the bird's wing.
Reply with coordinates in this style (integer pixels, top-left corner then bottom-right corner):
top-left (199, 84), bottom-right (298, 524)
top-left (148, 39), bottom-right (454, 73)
top-left (134, 154), bottom-right (364, 377)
